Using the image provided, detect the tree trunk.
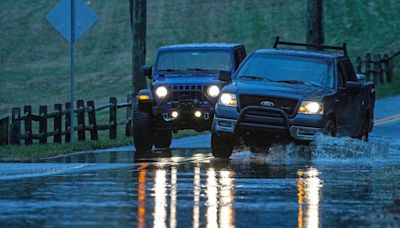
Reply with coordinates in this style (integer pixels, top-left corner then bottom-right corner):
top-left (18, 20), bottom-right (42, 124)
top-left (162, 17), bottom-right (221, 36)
top-left (307, 0), bottom-right (324, 47)
top-left (130, 0), bottom-right (147, 96)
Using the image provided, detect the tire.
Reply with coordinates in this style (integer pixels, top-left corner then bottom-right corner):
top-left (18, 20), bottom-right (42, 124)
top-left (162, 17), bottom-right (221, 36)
top-left (323, 119), bottom-right (336, 137)
top-left (132, 110), bottom-right (153, 152)
top-left (211, 132), bottom-right (235, 159)
top-left (359, 116), bottom-right (370, 142)
top-left (154, 130), bottom-right (172, 149)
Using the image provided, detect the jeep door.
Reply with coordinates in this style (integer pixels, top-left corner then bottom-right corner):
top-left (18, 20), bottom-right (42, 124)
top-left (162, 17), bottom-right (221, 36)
top-left (337, 59), bottom-right (363, 136)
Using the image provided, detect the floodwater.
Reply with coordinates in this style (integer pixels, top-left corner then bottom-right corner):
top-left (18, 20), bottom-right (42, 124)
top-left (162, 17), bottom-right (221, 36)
top-left (1, 135), bottom-right (400, 227)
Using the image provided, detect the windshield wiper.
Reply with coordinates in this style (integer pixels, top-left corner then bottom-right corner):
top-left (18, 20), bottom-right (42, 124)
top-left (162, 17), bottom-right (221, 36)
top-left (275, 80), bottom-right (305, 85)
top-left (186, 68), bottom-right (210, 72)
top-left (304, 81), bottom-right (323, 88)
top-left (158, 69), bottom-right (179, 72)
top-left (239, 75), bottom-right (273, 81)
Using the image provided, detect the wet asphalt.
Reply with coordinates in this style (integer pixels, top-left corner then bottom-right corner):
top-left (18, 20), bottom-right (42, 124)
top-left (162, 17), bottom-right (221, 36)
top-left (1, 96), bottom-right (400, 227)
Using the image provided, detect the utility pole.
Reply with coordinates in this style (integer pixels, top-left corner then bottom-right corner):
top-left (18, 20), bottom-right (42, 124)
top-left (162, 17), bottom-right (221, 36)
top-left (129, 0), bottom-right (147, 97)
top-left (306, 0), bottom-right (324, 47)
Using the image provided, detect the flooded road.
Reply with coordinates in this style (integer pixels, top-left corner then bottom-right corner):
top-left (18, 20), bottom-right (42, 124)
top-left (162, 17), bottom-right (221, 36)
top-left (1, 96), bottom-right (400, 227)
top-left (1, 135), bottom-right (400, 227)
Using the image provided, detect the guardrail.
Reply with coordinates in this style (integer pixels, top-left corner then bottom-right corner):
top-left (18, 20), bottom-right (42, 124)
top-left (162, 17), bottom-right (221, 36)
top-left (355, 50), bottom-right (400, 85)
top-left (0, 95), bottom-right (133, 146)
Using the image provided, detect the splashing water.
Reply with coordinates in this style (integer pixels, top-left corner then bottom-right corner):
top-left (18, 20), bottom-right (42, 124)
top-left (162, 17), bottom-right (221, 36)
top-left (234, 134), bottom-right (398, 164)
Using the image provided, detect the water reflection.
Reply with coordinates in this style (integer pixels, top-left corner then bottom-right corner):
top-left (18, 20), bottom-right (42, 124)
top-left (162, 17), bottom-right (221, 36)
top-left (297, 167), bottom-right (323, 228)
top-left (136, 163), bottom-right (235, 227)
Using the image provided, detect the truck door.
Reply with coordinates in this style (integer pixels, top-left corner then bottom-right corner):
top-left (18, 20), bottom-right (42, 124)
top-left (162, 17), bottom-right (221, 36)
top-left (338, 59), bottom-right (363, 136)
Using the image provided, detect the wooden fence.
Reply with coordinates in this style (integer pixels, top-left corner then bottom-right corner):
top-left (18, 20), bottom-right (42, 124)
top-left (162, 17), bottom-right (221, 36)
top-left (355, 50), bottom-right (400, 85)
top-left (0, 95), bottom-right (133, 146)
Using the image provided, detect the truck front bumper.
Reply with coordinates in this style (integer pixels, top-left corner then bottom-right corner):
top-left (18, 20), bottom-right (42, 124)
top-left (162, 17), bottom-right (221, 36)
top-left (213, 106), bottom-right (323, 141)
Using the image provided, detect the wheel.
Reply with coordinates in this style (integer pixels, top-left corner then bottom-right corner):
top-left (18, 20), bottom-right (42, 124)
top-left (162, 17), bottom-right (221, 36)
top-left (211, 132), bottom-right (235, 159)
top-left (359, 116), bottom-right (371, 142)
top-left (323, 119), bottom-right (336, 137)
top-left (154, 130), bottom-right (172, 148)
top-left (132, 110), bottom-right (153, 152)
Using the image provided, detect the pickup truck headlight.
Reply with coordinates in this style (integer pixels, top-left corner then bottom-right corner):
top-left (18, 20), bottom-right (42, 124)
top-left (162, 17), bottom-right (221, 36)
top-left (298, 101), bottom-right (323, 114)
top-left (219, 93), bottom-right (237, 107)
top-left (207, 85), bottom-right (220, 97)
top-left (155, 86), bottom-right (168, 98)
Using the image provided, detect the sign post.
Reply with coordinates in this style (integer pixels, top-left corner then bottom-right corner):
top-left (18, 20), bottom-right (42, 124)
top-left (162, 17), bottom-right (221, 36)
top-left (46, 0), bottom-right (98, 143)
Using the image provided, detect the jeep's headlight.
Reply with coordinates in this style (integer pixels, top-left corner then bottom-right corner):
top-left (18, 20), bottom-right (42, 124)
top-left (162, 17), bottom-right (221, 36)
top-left (219, 93), bottom-right (237, 107)
top-left (207, 85), bottom-right (220, 97)
top-left (155, 86), bottom-right (168, 98)
top-left (298, 101), bottom-right (323, 114)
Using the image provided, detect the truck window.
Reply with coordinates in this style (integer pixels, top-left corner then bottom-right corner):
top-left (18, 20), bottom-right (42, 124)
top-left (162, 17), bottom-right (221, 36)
top-left (234, 49), bottom-right (245, 69)
top-left (337, 62), bottom-right (346, 88)
top-left (339, 59), bottom-right (358, 82)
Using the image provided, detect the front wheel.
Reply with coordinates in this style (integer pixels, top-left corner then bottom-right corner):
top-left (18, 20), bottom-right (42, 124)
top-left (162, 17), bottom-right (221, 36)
top-left (132, 110), bottom-right (153, 153)
top-left (323, 119), bottom-right (336, 137)
top-left (154, 130), bottom-right (172, 149)
top-left (211, 132), bottom-right (235, 159)
top-left (359, 117), bottom-right (371, 142)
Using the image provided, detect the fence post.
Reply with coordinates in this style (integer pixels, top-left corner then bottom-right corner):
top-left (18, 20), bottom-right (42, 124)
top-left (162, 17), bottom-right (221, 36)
top-left (54, 104), bottom-right (62, 143)
top-left (0, 117), bottom-right (9, 145)
top-left (87, 100), bottom-right (98, 141)
top-left (355, 56), bottom-right (362, 74)
top-left (10, 108), bottom-right (21, 145)
top-left (65, 102), bottom-right (71, 143)
top-left (24, 105), bottom-right (32, 145)
top-left (383, 53), bottom-right (393, 83)
top-left (377, 54), bottom-right (384, 85)
top-left (126, 94), bottom-right (132, 137)
top-left (77, 99), bottom-right (86, 141)
top-left (110, 97), bottom-right (117, 139)
top-left (39, 106), bottom-right (47, 144)
top-left (365, 53), bottom-right (372, 81)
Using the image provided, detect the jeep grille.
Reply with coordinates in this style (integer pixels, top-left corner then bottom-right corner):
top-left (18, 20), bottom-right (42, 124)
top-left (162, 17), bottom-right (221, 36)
top-left (167, 85), bottom-right (209, 102)
top-left (239, 95), bottom-right (299, 117)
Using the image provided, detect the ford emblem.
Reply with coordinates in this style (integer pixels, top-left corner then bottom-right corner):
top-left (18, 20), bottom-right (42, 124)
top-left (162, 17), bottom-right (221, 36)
top-left (260, 101), bottom-right (275, 107)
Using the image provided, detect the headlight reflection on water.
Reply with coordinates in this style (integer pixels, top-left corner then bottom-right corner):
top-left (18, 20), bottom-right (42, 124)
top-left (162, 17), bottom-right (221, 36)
top-left (145, 165), bottom-right (235, 228)
top-left (297, 167), bottom-right (323, 228)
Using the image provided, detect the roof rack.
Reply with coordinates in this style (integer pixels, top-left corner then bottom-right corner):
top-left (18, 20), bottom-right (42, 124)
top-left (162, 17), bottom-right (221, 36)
top-left (273, 36), bottom-right (348, 56)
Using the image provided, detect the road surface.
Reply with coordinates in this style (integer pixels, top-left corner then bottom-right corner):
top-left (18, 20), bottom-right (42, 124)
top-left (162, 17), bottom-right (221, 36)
top-left (1, 96), bottom-right (400, 227)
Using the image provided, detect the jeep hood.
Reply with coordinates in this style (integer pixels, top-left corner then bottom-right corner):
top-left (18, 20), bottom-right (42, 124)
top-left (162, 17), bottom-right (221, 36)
top-left (153, 74), bottom-right (221, 86)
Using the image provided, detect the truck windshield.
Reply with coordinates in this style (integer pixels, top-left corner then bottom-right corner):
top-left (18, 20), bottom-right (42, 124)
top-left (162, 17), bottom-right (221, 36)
top-left (156, 50), bottom-right (232, 74)
top-left (236, 53), bottom-right (334, 88)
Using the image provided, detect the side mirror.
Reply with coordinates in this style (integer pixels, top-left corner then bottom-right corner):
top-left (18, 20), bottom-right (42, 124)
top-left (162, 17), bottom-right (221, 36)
top-left (346, 81), bottom-right (361, 94)
top-left (143, 65), bottom-right (153, 78)
top-left (356, 74), bottom-right (366, 81)
top-left (219, 70), bottom-right (231, 82)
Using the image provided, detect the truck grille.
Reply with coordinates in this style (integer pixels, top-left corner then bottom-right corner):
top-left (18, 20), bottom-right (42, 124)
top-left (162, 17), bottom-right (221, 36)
top-left (239, 95), bottom-right (299, 117)
top-left (168, 85), bottom-right (209, 102)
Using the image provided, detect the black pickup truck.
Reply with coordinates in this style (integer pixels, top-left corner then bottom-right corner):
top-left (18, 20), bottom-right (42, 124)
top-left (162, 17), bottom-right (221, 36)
top-left (211, 37), bottom-right (375, 158)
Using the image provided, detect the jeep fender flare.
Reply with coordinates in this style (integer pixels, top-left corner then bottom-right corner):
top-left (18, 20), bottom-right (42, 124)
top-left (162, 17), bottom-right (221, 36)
top-left (137, 89), bottom-right (155, 112)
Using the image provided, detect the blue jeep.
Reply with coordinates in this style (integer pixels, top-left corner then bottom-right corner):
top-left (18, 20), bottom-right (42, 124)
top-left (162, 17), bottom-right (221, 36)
top-left (211, 37), bottom-right (375, 158)
top-left (132, 43), bottom-right (246, 151)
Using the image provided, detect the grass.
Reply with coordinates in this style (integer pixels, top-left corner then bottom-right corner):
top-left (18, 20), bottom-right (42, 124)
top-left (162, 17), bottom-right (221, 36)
top-left (376, 72), bottom-right (400, 99)
top-left (0, 129), bottom-right (203, 162)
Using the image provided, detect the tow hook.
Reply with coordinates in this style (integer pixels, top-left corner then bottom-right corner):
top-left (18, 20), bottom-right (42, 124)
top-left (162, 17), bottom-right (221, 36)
top-left (204, 112), bottom-right (210, 120)
top-left (162, 113), bottom-right (173, 122)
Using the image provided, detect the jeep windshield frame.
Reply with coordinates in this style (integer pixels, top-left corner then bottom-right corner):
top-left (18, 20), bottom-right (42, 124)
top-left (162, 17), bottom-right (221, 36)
top-left (155, 50), bottom-right (233, 75)
top-left (235, 53), bottom-right (335, 88)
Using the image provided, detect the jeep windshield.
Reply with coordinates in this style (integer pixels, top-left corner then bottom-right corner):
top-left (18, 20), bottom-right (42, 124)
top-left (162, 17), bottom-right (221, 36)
top-left (156, 50), bottom-right (232, 75)
top-left (236, 53), bottom-right (334, 88)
